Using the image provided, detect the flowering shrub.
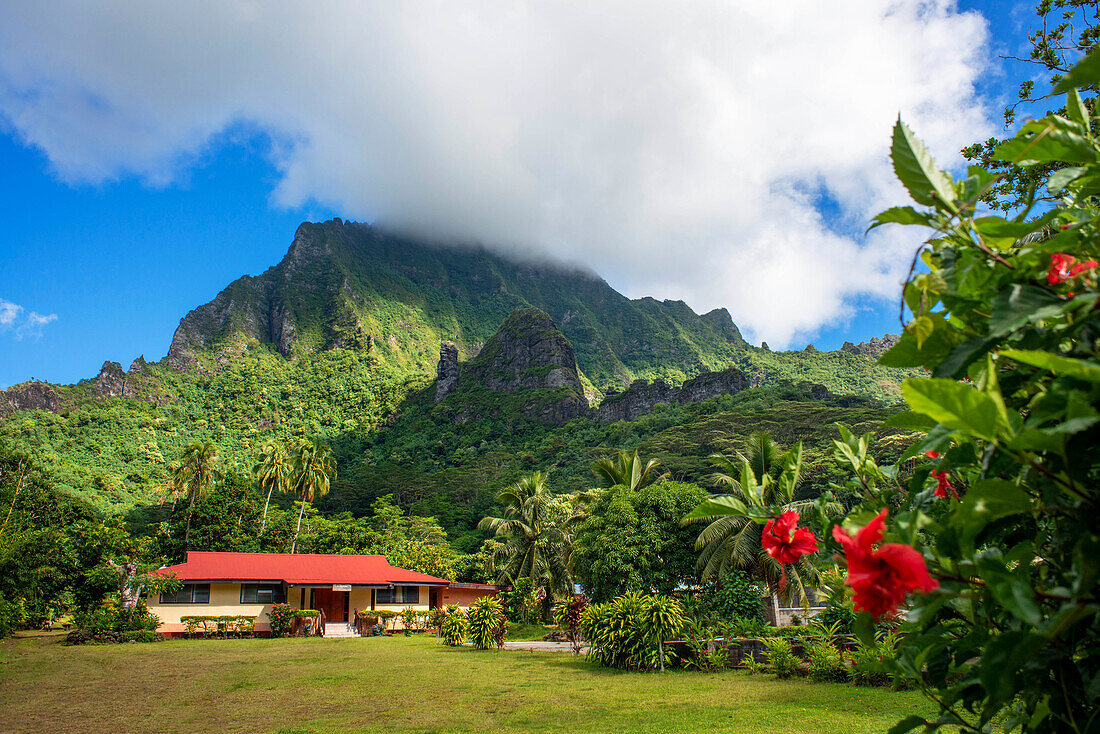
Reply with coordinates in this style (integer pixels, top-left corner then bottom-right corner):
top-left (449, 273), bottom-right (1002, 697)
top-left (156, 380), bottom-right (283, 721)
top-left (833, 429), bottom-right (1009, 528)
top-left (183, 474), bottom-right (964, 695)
top-left (267, 603), bottom-right (295, 637)
top-left (831, 51), bottom-right (1100, 732)
top-left (552, 594), bottom-right (588, 656)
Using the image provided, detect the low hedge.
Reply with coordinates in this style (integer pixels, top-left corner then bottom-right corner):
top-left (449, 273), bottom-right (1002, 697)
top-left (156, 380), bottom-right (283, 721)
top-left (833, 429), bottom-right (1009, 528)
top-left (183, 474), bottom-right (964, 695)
top-left (180, 615), bottom-right (257, 638)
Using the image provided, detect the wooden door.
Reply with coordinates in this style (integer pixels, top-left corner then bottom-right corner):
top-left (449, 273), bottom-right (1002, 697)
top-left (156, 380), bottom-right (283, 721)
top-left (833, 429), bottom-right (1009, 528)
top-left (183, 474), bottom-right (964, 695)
top-left (312, 589), bottom-right (348, 623)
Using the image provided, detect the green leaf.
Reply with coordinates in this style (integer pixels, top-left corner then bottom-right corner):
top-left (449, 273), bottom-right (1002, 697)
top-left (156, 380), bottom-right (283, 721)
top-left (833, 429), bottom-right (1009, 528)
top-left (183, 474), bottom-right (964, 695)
top-left (887, 716), bottom-right (930, 734)
top-left (883, 411), bottom-right (938, 430)
top-left (1000, 349), bottom-right (1100, 383)
top-left (972, 211), bottom-right (1056, 240)
top-left (891, 118), bottom-right (956, 208)
top-left (867, 206), bottom-right (935, 232)
top-left (933, 336), bottom-right (997, 380)
top-left (979, 632), bottom-right (1035, 712)
top-left (902, 378), bottom-right (1010, 442)
top-left (681, 495), bottom-right (766, 521)
top-left (1066, 89), bottom-right (1090, 128)
top-left (908, 316), bottom-right (935, 349)
top-left (1047, 166), bottom-right (1087, 194)
top-left (993, 118), bottom-right (1100, 166)
top-left (977, 556), bottom-right (1042, 626)
top-left (955, 479), bottom-right (1033, 527)
top-left (990, 285), bottom-right (1066, 337)
top-left (1054, 47), bottom-right (1100, 92)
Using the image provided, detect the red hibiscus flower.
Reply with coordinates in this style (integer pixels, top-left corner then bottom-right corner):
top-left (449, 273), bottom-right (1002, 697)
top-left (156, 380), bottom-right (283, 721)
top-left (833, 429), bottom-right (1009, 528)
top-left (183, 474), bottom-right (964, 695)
top-left (762, 510), bottom-right (818, 589)
top-left (1048, 253), bottom-right (1099, 285)
top-left (924, 451), bottom-right (958, 499)
top-left (832, 508), bottom-right (939, 618)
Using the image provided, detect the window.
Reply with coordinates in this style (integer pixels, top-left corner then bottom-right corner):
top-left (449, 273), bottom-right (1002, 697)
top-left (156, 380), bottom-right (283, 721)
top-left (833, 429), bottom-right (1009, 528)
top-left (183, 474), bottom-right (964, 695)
top-left (376, 586), bottom-right (419, 604)
top-left (240, 583), bottom-right (286, 605)
top-left (159, 583), bottom-right (210, 605)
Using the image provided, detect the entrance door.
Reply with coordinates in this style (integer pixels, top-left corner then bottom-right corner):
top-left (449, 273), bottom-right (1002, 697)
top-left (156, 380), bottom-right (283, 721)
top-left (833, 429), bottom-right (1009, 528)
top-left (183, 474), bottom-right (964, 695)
top-left (312, 588), bottom-right (349, 623)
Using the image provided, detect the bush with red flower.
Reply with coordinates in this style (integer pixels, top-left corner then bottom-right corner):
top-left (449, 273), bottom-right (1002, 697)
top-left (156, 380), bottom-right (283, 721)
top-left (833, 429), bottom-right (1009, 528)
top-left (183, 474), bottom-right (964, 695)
top-left (834, 51), bottom-right (1100, 733)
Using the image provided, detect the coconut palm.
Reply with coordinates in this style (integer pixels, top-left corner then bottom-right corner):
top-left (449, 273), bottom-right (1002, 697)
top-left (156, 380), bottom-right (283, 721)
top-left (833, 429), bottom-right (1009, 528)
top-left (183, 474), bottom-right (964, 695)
top-left (591, 449), bottom-right (668, 490)
top-left (289, 440), bottom-right (336, 554)
top-left (253, 441), bottom-right (293, 535)
top-left (682, 436), bottom-right (841, 604)
top-left (176, 441), bottom-right (224, 548)
top-left (478, 472), bottom-right (573, 619)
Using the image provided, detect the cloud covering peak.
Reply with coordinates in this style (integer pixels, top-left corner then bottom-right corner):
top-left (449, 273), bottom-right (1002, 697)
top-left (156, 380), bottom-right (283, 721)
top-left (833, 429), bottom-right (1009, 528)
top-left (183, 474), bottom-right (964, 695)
top-left (0, 1), bottom-right (991, 346)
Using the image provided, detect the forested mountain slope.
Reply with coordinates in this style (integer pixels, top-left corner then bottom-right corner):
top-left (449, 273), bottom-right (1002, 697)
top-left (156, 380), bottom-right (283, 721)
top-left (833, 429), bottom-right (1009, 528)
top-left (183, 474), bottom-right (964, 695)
top-left (0, 219), bottom-right (913, 514)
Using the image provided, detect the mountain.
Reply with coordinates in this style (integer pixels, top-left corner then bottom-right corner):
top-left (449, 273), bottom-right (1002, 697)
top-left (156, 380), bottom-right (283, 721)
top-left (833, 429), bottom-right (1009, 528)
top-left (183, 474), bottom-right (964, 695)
top-left (164, 218), bottom-right (749, 392)
top-left (0, 218), bottom-right (914, 515)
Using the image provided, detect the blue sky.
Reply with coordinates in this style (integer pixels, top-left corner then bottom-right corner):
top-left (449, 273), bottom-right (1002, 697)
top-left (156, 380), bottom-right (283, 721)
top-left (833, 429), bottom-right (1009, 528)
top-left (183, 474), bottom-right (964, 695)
top-left (0, 1), bottom-right (1039, 387)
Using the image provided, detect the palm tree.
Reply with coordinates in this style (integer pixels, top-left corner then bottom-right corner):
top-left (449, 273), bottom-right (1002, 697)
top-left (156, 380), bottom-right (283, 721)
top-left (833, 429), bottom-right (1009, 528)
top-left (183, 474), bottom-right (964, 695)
top-left (289, 440), bottom-right (336, 554)
top-left (253, 441), bottom-right (293, 535)
top-left (591, 449), bottom-right (668, 490)
top-left (177, 441), bottom-right (224, 548)
top-left (478, 472), bottom-right (573, 620)
top-left (682, 436), bottom-right (840, 604)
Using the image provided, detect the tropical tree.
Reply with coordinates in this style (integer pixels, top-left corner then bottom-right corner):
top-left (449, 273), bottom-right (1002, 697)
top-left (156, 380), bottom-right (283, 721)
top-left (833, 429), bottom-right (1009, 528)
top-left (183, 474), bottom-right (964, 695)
top-left (682, 437), bottom-right (840, 603)
top-left (252, 441), bottom-right (293, 535)
top-left (176, 441), bottom-right (224, 549)
top-left (591, 449), bottom-right (668, 490)
top-left (289, 441), bottom-right (335, 554)
top-left (477, 472), bottom-right (572, 620)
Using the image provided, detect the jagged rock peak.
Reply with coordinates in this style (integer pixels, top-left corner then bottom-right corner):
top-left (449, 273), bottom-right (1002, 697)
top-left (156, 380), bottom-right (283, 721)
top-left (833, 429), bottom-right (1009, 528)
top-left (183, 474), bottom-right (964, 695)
top-left (129, 356), bottom-right (148, 373)
top-left (435, 341), bottom-right (459, 401)
top-left (468, 308), bottom-right (584, 394)
top-left (596, 367), bottom-right (748, 423)
top-left (841, 334), bottom-right (900, 359)
top-left (0, 381), bottom-right (63, 419)
top-left (94, 361), bottom-right (126, 399)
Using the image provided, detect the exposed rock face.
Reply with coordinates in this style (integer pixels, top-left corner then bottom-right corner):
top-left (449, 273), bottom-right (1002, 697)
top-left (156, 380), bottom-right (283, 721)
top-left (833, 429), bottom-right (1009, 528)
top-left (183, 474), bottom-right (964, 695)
top-left (809, 383), bottom-right (830, 400)
top-left (0, 382), bottom-right (64, 419)
top-left (841, 334), bottom-right (900, 359)
top-left (435, 342), bottom-right (460, 401)
top-left (465, 309), bottom-right (585, 394)
top-left (596, 367), bottom-right (748, 422)
top-left (92, 361), bottom-right (126, 399)
top-left (438, 308), bottom-right (589, 424)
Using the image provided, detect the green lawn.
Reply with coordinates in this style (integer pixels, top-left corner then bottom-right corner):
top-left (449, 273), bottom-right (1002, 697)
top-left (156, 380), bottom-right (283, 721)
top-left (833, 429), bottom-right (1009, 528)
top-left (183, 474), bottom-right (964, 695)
top-left (0, 632), bottom-right (931, 733)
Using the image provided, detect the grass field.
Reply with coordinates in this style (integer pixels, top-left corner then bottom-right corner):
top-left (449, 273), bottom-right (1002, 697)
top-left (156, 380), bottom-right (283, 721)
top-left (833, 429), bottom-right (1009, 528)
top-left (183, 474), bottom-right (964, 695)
top-left (0, 632), bottom-right (931, 733)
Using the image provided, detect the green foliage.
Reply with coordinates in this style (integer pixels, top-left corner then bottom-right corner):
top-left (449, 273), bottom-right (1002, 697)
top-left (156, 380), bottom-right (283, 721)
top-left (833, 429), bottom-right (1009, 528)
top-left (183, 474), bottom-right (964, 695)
top-left (579, 592), bottom-right (686, 671)
top-left (466, 596), bottom-right (506, 650)
top-left (440, 608), bottom-right (469, 646)
top-left (507, 577), bottom-right (537, 623)
top-left (698, 569), bottom-right (765, 625)
top-left (682, 618), bottom-right (728, 673)
top-left (0, 595), bottom-right (24, 638)
top-left (118, 630), bottom-right (161, 643)
top-left (760, 637), bottom-right (800, 680)
top-left (572, 481), bottom-right (706, 602)
top-left (804, 636), bottom-right (848, 683)
top-left (837, 61), bottom-right (1100, 732)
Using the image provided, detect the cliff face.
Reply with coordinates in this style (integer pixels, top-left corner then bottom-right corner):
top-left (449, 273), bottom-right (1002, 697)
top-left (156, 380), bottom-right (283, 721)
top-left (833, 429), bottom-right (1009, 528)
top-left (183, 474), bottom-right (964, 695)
top-left (0, 382), bottom-right (64, 419)
top-left (595, 367), bottom-right (749, 423)
top-left (841, 334), bottom-right (900, 359)
top-left (438, 308), bottom-right (590, 425)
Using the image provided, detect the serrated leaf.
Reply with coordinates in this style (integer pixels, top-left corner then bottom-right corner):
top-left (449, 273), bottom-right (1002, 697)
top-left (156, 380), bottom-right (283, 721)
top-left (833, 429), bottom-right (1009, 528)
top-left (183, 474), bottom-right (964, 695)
top-left (1067, 89), bottom-right (1090, 128)
top-left (1001, 349), bottom-right (1100, 382)
top-left (887, 716), bottom-right (930, 734)
top-left (902, 378), bottom-right (1009, 442)
top-left (990, 285), bottom-right (1066, 337)
top-left (972, 211), bottom-right (1056, 239)
top-left (891, 118), bottom-right (956, 208)
top-left (868, 206), bottom-right (935, 232)
top-left (993, 118), bottom-right (1099, 166)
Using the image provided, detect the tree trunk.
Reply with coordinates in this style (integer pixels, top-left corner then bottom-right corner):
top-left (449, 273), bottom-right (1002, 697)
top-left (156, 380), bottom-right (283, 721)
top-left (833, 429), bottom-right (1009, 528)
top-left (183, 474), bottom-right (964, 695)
top-left (184, 491), bottom-right (197, 548)
top-left (658, 637), bottom-right (665, 672)
top-left (109, 560), bottom-right (142, 611)
top-left (292, 500), bottom-right (307, 554)
top-left (260, 484), bottom-right (275, 535)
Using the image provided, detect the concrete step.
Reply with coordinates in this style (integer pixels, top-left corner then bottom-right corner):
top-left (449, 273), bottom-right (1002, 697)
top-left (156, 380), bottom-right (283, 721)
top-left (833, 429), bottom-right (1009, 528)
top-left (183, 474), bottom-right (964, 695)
top-left (323, 623), bottom-right (359, 638)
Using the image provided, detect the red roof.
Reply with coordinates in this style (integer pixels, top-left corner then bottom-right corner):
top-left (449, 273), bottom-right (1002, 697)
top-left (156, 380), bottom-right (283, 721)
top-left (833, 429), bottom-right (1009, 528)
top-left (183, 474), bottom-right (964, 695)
top-left (156, 551), bottom-right (450, 586)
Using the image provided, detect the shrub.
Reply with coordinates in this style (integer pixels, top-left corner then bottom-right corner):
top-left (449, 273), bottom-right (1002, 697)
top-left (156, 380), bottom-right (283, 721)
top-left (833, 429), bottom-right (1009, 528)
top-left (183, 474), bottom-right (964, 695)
top-left (440, 610), bottom-right (469, 646)
top-left (682, 619), bottom-right (727, 673)
top-left (268, 603), bottom-right (294, 637)
top-left (761, 637), bottom-right (800, 679)
top-left (0, 596), bottom-right (26, 639)
top-left (810, 600), bottom-right (855, 635)
top-left (700, 570), bottom-right (764, 625)
top-left (467, 596), bottom-right (506, 650)
top-left (400, 606), bottom-right (419, 634)
top-left (119, 630), bottom-right (162, 643)
top-left (375, 610), bottom-right (399, 630)
top-left (552, 594), bottom-right (588, 656)
top-left (427, 607), bottom-right (448, 633)
top-left (849, 631), bottom-right (905, 689)
top-left (580, 592), bottom-right (686, 671)
top-left (804, 636), bottom-right (848, 683)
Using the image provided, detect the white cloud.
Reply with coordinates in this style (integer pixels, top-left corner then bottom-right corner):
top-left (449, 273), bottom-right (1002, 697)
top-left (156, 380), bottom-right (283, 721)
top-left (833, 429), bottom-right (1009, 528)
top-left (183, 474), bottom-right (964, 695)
top-left (0, 1), bottom-right (992, 347)
top-left (0, 299), bottom-right (56, 339)
top-left (0, 299), bottom-right (22, 329)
